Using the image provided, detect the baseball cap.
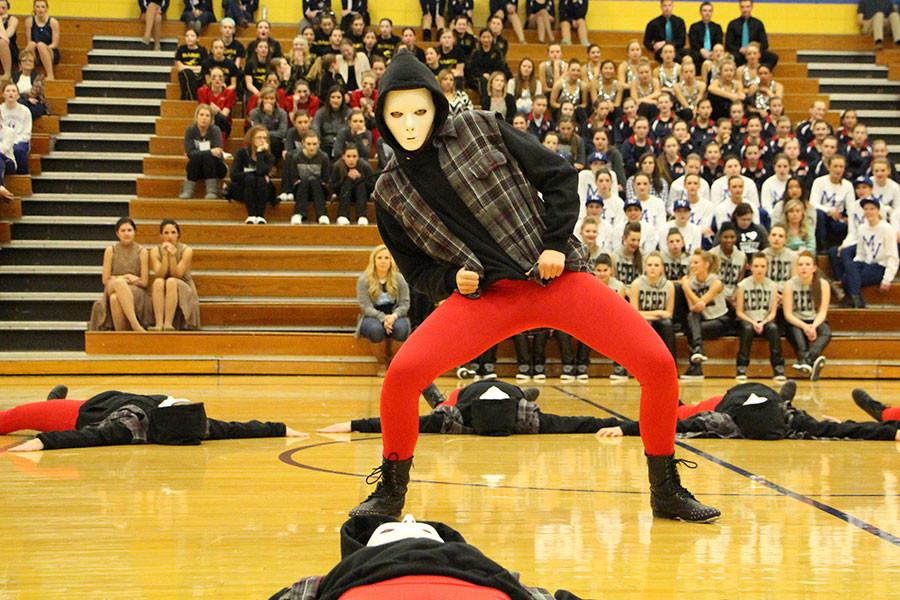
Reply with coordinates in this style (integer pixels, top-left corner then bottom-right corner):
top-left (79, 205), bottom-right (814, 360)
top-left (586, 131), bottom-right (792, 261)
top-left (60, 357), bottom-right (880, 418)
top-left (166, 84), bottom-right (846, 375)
top-left (588, 151), bottom-right (608, 163)
top-left (859, 196), bottom-right (880, 209)
top-left (673, 199), bottom-right (691, 211)
top-left (623, 197), bottom-right (641, 210)
top-left (854, 175), bottom-right (873, 187)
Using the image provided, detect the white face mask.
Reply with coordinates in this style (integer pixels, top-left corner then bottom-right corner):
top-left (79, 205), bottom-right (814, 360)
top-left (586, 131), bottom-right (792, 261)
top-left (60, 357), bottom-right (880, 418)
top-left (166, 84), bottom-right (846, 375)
top-left (367, 514), bottom-right (445, 547)
top-left (159, 397), bottom-right (192, 408)
top-left (383, 88), bottom-right (435, 152)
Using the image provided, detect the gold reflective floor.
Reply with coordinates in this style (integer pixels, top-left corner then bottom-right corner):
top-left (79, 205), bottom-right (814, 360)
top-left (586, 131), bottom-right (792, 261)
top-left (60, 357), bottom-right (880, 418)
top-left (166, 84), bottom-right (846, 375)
top-left (1, 375), bottom-right (899, 599)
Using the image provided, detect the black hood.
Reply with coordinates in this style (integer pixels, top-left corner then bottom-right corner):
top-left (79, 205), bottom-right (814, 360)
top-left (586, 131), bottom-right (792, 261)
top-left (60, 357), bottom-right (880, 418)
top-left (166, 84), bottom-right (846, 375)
top-left (374, 49), bottom-right (449, 157)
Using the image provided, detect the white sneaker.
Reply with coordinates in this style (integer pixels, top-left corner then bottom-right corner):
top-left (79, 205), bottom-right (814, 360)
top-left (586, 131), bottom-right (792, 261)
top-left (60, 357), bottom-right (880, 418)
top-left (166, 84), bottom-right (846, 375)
top-left (357, 216), bottom-right (369, 226)
top-left (290, 214), bottom-right (303, 225)
top-left (278, 192), bottom-right (294, 202)
top-left (244, 216), bottom-right (255, 224)
top-left (257, 217), bottom-right (267, 225)
top-left (336, 216), bottom-right (350, 225)
top-left (318, 215), bottom-right (330, 225)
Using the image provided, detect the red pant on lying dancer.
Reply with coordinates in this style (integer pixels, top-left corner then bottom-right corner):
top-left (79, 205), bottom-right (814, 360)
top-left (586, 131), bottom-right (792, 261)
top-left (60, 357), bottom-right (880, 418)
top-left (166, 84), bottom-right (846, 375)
top-left (349, 50), bottom-right (719, 522)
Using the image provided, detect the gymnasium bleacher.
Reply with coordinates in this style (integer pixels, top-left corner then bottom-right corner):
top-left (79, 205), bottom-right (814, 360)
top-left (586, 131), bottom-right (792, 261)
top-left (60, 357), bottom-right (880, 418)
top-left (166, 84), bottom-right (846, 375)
top-left (0, 16), bottom-right (898, 379)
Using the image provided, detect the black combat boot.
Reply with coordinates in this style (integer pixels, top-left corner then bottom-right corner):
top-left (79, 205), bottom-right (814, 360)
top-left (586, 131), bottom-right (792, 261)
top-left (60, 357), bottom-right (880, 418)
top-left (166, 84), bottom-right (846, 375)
top-left (852, 388), bottom-right (886, 421)
top-left (647, 454), bottom-right (721, 523)
top-left (349, 455), bottom-right (413, 518)
top-left (46, 384), bottom-right (68, 400)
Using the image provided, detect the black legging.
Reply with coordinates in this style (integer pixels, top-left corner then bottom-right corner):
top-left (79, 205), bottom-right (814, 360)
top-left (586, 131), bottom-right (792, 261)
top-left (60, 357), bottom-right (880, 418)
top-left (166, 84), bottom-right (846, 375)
top-left (213, 113), bottom-right (232, 140)
top-left (736, 320), bottom-right (784, 367)
top-left (239, 173), bottom-right (271, 218)
top-left (186, 152), bottom-right (228, 182)
top-left (178, 69), bottom-right (202, 100)
top-left (293, 178), bottom-right (326, 219)
top-left (786, 320), bottom-right (832, 365)
top-left (684, 312), bottom-right (732, 355)
top-left (648, 318), bottom-right (677, 361)
top-left (556, 331), bottom-right (594, 366)
top-left (338, 178), bottom-right (368, 220)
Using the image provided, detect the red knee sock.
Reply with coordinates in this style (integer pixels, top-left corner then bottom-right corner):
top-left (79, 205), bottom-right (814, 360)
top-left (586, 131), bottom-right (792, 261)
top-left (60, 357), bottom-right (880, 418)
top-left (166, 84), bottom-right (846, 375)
top-left (882, 407), bottom-right (900, 421)
top-left (0, 400), bottom-right (84, 434)
top-left (676, 396), bottom-right (724, 420)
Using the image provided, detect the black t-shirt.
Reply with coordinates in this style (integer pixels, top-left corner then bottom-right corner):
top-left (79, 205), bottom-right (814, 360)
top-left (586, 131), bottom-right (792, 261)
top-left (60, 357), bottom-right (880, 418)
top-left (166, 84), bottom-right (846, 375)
top-left (201, 57), bottom-right (240, 84)
top-left (222, 38), bottom-right (246, 65)
top-left (375, 34), bottom-right (400, 60)
top-left (175, 44), bottom-right (208, 67)
top-left (346, 32), bottom-right (365, 52)
top-left (437, 46), bottom-right (466, 71)
top-left (247, 37), bottom-right (283, 59)
top-left (455, 31), bottom-right (477, 58)
top-left (243, 60), bottom-right (269, 90)
top-left (313, 29), bottom-right (333, 56)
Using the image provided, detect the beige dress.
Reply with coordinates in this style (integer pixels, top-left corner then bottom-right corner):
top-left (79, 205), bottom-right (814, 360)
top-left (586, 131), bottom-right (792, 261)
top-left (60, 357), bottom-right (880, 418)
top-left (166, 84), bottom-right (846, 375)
top-left (154, 242), bottom-right (201, 330)
top-left (88, 242), bottom-right (151, 330)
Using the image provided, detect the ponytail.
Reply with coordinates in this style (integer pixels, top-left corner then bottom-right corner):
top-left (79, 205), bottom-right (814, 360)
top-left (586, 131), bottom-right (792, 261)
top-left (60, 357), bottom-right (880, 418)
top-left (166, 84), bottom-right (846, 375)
top-left (797, 250), bottom-right (823, 309)
top-left (623, 221), bottom-right (643, 274)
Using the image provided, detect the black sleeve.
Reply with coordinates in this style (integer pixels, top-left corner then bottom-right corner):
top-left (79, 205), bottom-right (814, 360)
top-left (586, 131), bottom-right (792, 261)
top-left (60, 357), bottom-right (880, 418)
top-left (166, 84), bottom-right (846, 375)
top-left (38, 422), bottom-right (134, 450)
top-left (619, 416), bottom-right (722, 437)
top-left (205, 419), bottom-right (287, 439)
top-left (256, 150), bottom-right (276, 175)
top-left (755, 19), bottom-right (769, 51)
top-left (538, 413), bottom-right (626, 433)
top-left (674, 18), bottom-right (687, 49)
top-left (688, 23), bottom-right (700, 51)
top-left (643, 19), bottom-right (659, 52)
top-left (724, 20), bottom-right (740, 54)
top-left (375, 205), bottom-right (460, 302)
top-left (497, 118), bottom-right (579, 254)
top-left (230, 148), bottom-right (247, 184)
top-left (351, 414), bottom-right (445, 433)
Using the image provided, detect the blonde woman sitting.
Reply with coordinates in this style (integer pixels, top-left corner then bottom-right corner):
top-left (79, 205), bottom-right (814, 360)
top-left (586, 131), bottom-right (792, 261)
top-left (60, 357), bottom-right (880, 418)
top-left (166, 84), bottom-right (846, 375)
top-left (355, 245), bottom-right (411, 376)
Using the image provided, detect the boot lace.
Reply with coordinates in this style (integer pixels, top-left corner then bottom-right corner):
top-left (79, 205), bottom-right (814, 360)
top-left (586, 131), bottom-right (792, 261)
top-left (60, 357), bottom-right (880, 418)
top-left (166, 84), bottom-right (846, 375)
top-left (670, 458), bottom-right (698, 500)
top-left (364, 453), bottom-right (402, 486)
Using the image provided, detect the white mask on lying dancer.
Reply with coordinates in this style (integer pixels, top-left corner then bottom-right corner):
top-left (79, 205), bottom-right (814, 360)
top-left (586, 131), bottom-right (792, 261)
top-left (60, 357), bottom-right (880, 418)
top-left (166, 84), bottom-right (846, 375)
top-left (367, 514), bottom-right (445, 547)
top-left (383, 88), bottom-right (435, 151)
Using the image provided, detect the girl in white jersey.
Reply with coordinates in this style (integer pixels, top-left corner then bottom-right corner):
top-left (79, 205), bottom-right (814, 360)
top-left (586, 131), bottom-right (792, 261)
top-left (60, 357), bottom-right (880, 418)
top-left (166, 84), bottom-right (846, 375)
top-left (631, 251), bottom-right (676, 361)
top-left (783, 250), bottom-right (831, 380)
top-left (809, 154), bottom-right (854, 250)
top-left (680, 248), bottom-right (730, 380)
top-left (735, 253), bottom-right (785, 382)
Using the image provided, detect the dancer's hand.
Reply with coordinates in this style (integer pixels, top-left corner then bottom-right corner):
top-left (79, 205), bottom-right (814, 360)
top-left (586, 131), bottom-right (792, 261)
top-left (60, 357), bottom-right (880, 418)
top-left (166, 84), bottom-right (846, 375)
top-left (456, 268), bottom-right (480, 295)
top-left (537, 249), bottom-right (565, 279)
top-left (596, 426), bottom-right (623, 438)
top-left (318, 422), bottom-right (352, 433)
top-left (284, 427), bottom-right (309, 437)
top-left (8, 438), bottom-right (44, 452)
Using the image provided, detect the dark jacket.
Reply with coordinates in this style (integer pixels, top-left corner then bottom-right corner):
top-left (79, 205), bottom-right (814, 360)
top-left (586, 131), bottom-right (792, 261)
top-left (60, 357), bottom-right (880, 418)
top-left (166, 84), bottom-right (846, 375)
top-left (643, 14), bottom-right (687, 51)
top-left (479, 91), bottom-right (517, 124)
top-left (725, 16), bottom-right (770, 54)
top-left (466, 45), bottom-right (511, 90)
top-left (282, 148), bottom-right (331, 189)
top-left (688, 20), bottom-right (724, 52)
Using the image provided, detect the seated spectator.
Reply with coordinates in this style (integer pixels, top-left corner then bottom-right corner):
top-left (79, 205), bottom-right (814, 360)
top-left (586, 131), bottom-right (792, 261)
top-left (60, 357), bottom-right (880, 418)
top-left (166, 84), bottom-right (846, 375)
top-left (579, 153), bottom-right (622, 205)
top-left (730, 202), bottom-right (769, 254)
top-left (356, 245), bottom-right (411, 376)
top-left (285, 108), bottom-right (313, 152)
top-left (626, 151), bottom-right (668, 202)
top-left (845, 123), bottom-right (874, 180)
top-left (733, 252), bottom-right (784, 380)
top-left (0, 0), bottom-right (19, 77)
top-left (580, 215), bottom-right (616, 258)
top-left (487, 14), bottom-right (510, 59)
top-left (700, 41), bottom-right (725, 83)
top-left (669, 153), bottom-right (709, 205)
top-left (439, 68), bottom-right (473, 117)
top-left (558, 0), bottom-right (590, 47)
top-left (644, 0), bottom-right (687, 62)
top-left (735, 41), bottom-right (762, 94)
top-left (13, 51), bottom-right (48, 120)
top-left (341, 9), bottom-right (369, 41)
top-left (201, 39), bottom-right (239, 90)
top-left (311, 54), bottom-right (346, 98)
top-left (466, 28), bottom-right (508, 98)
top-left (707, 58), bottom-right (744, 121)
top-left (245, 71), bottom-right (287, 113)
top-left (436, 28), bottom-right (465, 80)
top-left (557, 116), bottom-right (585, 168)
top-left (396, 27), bottom-right (425, 62)
top-left (0, 118), bottom-right (16, 200)
top-left (857, 0), bottom-right (900, 49)
top-left (481, 70), bottom-right (516, 124)
top-left (832, 194), bottom-right (898, 307)
top-left (181, 0), bottom-right (215, 34)
top-left (423, 46), bottom-right (442, 77)
top-left (310, 13), bottom-right (336, 57)
top-left (289, 78), bottom-right (320, 119)
top-left (331, 143), bottom-right (374, 225)
top-left (871, 156), bottom-right (900, 209)
top-left (550, 60), bottom-right (588, 118)
top-left (629, 59), bottom-right (661, 117)
top-left (680, 248), bottom-right (729, 380)
top-left (508, 57), bottom-right (542, 115)
top-left (196, 66), bottom-right (236, 139)
top-left (489, 0), bottom-right (527, 45)
top-left (617, 39), bottom-right (644, 89)
top-left (526, 0), bottom-right (555, 44)
top-left (218, 18), bottom-right (246, 69)
top-left (810, 154), bottom-right (854, 249)
top-left (673, 60), bottom-right (704, 120)
top-left (1, 81), bottom-right (31, 174)
top-left (662, 227), bottom-right (691, 280)
top-left (620, 116), bottom-right (653, 175)
top-left (373, 18), bottom-right (400, 61)
top-left (783, 250), bottom-right (831, 379)
top-left (591, 61), bottom-right (622, 111)
top-left (668, 200), bottom-right (702, 253)
top-left (180, 103), bottom-right (227, 199)
top-left (312, 85), bottom-right (350, 158)
top-left (511, 112), bottom-right (528, 133)
top-left (418, 0), bottom-right (444, 42)
top-left (711, 156), bottom-right (761, 215)
top-left (246, 20), bottom-right (282, 58)
top-left (249, 86), bottom-right (289, 159)
top-left (175, 29), bottom-right (208, 100)
top-left (282, 130), bottom-right (330, 224)
top-left (763, 224), bottom-right (797, 291)
top-left (770, 174), bottom-right (815, 228)
top-left (688, 1), bottom-right (723, 68)
top-left (286, 35), bottom-right (314, 84)
top-left (335, 38), bottom-right (370, 92)
top-left (301, 0), bottom-right (331, 32)
top-left (631, 250), bottom-right (677, 361)
top-left (725, 0), bottom-right (778, 68)
top-left (709, 222), bottom-right (747, 303)
top-left (526, 93), bottom-right (553, 141)
top-left (333, 108), bottom-right (372, 159)
top-left (538, 43), bottom-right (567, 92)
top-left (222, 0), bottom-right (257, 28)
top-left (228, 125), bottom-right (276, 224)
top-left (149, 219), bottom-right (200, 331)
top-left (25, 0), bottom-right (59, 80)
top-left (88, 218), bottom-right (150, 332)
top-left (679, 171), bottom-right (715, 241)
top-left (782, 197), bottom-right (816, 253)
top-left (631, 168), bottom-right (669, 241)
top-left (613, 219), bottom-right (646, 284)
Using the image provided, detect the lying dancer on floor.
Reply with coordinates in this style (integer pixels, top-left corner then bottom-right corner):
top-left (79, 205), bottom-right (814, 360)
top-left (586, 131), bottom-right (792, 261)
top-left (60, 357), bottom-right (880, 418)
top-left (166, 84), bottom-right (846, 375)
top-left (352, 49), bottom-right (718, 522)
top-left (595, 382), bottom-right (900, 441)
top-left (271, 514), bottom-right (584, 600)
top-left (2, 385), bottom-right (304, 452)
top-left (319, 380), bottom-right (626, 436)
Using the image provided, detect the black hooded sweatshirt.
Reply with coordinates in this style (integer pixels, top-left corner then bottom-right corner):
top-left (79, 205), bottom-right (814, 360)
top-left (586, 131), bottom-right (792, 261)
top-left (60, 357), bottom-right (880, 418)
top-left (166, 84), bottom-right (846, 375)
top-left (373, 50), bottom-right (579, 301)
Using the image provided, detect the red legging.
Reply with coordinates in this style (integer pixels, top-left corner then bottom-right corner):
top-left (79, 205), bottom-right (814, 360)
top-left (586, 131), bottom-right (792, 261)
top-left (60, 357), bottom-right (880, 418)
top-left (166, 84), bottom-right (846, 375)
top-left (0, 400), bottom-right (84, 435)
top-left (676, 396), bottom-right (724, 420)
top-left (381, 272), bottom-right (679, 459)
top-left (340, 575), bottom-right (512, 599)
top-left (883, 407), bottom-right (900, 421)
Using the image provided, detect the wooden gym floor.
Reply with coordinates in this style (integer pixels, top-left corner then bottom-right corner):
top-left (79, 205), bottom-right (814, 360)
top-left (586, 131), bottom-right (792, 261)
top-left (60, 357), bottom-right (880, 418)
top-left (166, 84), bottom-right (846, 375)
top-left (1, 375), bottom-right (898, 598)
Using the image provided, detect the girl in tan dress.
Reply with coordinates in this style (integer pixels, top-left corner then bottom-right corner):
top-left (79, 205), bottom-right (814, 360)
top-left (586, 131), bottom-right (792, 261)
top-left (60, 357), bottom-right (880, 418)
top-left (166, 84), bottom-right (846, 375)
top-left (89, 217), bottom-right (149, 331)
top-left (149, 219), bottom-right (200, 331)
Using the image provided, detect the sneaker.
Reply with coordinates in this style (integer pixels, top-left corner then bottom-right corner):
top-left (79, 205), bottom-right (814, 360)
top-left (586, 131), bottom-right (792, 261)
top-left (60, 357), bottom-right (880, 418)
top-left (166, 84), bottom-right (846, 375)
top-left (532, 364), bottom-right (547, 382)
top-left (515, 364), bottom-right (532, 382)
top-left (278, 192), bottom-right (294, 202)
top-left (680, 364), bottom-right (704, 380)
top-left (792, 361), bottom-right (812, 374)
top-left (257, 216), bottom-right (267, 225)
top-left (852, 388), bottom-right (887, 421)
top-left (690, 352), bottom-right (708, 364)
top-left (810, 356), bottom-right (826, 381)
top-left (357, 216), bottom-right (369, 226)
top-left (244, 216), bottom-right (255, 224)
top-left (778, 380), bottom-right (797, 404)
top-left (456, 365), bottom-right (477, 380)
top-left (772, 365), bottom-right (787, 383)
top-left (735, 366), bottom-right (747, 382)
top-left (480, 363), bottom-right (497, 380)
top-left (318, 215), bottom-right (330, 225)
top-left (515, 372), bottom-right (532, 382)
top-left (337, 216), bottom-right (350, 225)
top-left (609, 364), bottom-right (629, 381)
top-left (576, 364), bottom-right (589, 382)
top-left (290, 214), bottom-right (303, 225)
top-left (560, 364), bottom-right (576, 383)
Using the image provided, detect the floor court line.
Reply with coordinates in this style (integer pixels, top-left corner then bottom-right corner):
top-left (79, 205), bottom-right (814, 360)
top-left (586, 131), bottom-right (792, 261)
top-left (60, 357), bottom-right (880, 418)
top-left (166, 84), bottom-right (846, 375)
top-left (553, 385), bottom-right (900, 548)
